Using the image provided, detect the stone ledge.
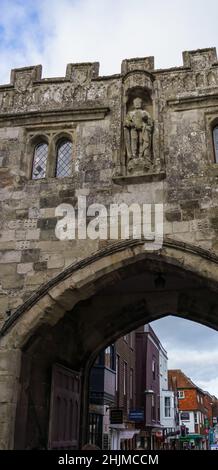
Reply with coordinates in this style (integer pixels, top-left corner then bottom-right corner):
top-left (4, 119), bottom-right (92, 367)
top-left (167, 92), bottom-right (218, 110)
top-left (112, 171), bottom-right (166, 185)
top-left (0, 106), bottom-right (110, 127)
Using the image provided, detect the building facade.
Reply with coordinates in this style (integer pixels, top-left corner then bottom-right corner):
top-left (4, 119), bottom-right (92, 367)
top-left (113, 333), bottom-right (138, 450)
top-left (135, 325), bottom-right (162, 449)
top-left (89, 345), bottom-right (116, 449)
top-left (89, 332), bottom-right (138, 450)
top-left (159, 344), bottom-right (179, 449)
top-left (168, 369), bottom-right (214, 449)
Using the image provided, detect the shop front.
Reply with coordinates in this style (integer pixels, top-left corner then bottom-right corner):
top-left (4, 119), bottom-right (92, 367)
top-left (179, 434), bottom-right (205, 450)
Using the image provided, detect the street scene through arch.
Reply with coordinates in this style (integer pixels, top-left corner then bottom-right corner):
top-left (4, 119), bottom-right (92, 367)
top-left (88, 316), bottom-right (218, 451)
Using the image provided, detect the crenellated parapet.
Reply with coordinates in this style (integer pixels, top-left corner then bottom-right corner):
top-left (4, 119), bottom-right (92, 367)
top-left (0, 48), bottom-right (218, 116)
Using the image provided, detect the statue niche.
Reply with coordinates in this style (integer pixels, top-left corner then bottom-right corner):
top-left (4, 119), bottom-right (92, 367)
top-left (124, 96), bottom-right (153, 175)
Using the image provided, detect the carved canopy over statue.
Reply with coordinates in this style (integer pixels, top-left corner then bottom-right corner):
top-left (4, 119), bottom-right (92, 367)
top-left (124, 97), bottom-right (153, 173)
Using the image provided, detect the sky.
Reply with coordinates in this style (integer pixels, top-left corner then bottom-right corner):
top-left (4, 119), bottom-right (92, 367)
top-left (151, 316), bottom-right (218, 397)
top-left (0, 0), bottom-right (218, 395)
top-left (0, 0), bottom-right (218, 85)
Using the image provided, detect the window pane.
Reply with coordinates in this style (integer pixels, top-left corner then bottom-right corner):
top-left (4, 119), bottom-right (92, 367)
top-left (213, 127), bottom-right (218, 163)
top-left (116, 355), bottom-right (119, 392)
top-left (32, 143), bottom-right (48, 179)
top-left (56, 140), bottom-right (72, 177)
top-left (130, 369), bottom-right (133, 399)
top-left (124, 362), bottom-right (127, 395)
top-left (104, 345), bottom-right (115, 370)
top-left (152, 359), bottom-right (155, 380)
top-left (104, 347), bottom-right (111, 368)
top-left (165, 397), bottom-right (171, 417)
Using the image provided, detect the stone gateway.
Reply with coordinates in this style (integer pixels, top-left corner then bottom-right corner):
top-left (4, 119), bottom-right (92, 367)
top-left (0, 48), bottom-right (218, 449)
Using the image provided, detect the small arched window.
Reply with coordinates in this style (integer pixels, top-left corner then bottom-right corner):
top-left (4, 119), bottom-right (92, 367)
top-left (32, 142), bottom-right (48, 179)
top-left (213, 126), bottom-right (218, 163)
top-left (56, 139), bottom-right (73, 177)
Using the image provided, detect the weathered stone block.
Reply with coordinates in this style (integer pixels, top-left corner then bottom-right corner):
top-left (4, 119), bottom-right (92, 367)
top-left (15, 230), bottom-right (26, 240)
top-left (173, 222), bottom-right (190, 233)
top-left (0, 264), bottom-right (17, 276)
top-left (0, 251), bottom-right (21, 264)
top-left (180, 200), bottom-right (200, 210)
top-left (15, 209), bottom-right (29, 219)
top-left (165, 211), bottom-right (182, 222)
top-left (0, 350), bottom-right (21, 376)
top-left (26, 229), bottom-right (40, 240)
top-left (182, 209), bottom-right (195, 221)
top-left (40, 229), bottom-right (58, 241)
top-left (33, 261), bottom-right (47, 271)
top-left (17, 263), bottom-right (33, 274)
top-left (38, 218), bottom-right (57, 230)
top-left (25, 272), bottom-right (47, 286)
top-left (47, 254), bottom-right (64, 269)
top-left (21, 249), bottom-right (40, 263)
top-left (0, 231), bottom-right (15, 241)
top-left (2, 274), bottom-right (24, 289)
top-left (40, 196), bottom-right (60, 208)
top-left (163, 222), bottom-right (173, 235)
top-left (210, 217), bottom-right (218, 229)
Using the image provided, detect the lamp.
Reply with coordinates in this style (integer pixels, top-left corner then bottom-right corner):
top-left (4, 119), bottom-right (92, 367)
top-left (154, 273), bottom-right (166, 289)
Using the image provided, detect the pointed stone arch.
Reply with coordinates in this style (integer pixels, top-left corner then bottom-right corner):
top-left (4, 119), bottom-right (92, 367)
top-left (0, 238), bottom-right (218, 449)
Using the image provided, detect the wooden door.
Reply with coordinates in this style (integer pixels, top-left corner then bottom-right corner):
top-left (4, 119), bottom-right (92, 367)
top-left (48, 364), bottom-right (81, 449)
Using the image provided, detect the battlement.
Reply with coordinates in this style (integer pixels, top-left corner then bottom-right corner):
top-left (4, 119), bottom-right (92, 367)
top-left (0, 47), bottom-right (217, 89)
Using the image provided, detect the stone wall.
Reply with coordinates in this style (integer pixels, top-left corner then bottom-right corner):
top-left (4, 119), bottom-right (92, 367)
top-left (0, 48), bottom-right (218, 329)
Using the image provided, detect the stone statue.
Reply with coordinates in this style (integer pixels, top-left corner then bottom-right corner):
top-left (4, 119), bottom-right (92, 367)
top-left (124, 97), bottom-right (153, 173)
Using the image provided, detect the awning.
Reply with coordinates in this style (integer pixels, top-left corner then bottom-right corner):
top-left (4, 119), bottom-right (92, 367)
top-left (120, 430), bottom-right (140, 440)
top-left (109, 424), bottom-right (126, 430)
top-left (180, 434), bottom-right (203, 441)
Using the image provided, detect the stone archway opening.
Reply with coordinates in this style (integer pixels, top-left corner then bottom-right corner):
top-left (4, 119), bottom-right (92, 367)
top-left (0, 241), bottom-right (218, 449)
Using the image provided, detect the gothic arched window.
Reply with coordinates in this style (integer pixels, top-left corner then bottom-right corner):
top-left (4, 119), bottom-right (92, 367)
top-left (31, 142), bottom-right (48, 179)
top-left (56, 139), bottom-right (73, 177)
top-left (213, 126), bottom-right (218, 163)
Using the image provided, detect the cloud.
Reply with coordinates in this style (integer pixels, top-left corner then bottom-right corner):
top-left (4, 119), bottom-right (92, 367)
top-left (197, 377), bottom-right (218, 397)
top-left (0, 0), bottom-right (218, 84)
top-left (151, 316), bottom-right (218, 397)
top-left (0, 0), bottom-right (44, 83)
top-left (167, 348), bottom-right (218, 367)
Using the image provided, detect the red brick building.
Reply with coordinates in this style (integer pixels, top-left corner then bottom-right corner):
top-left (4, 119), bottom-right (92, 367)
top-left (168, 369), bottom-right (213, 449)
top-left (203, 392), bottom-right (214, 427)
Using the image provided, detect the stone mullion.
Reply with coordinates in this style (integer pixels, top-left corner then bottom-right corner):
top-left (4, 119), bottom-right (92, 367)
top-left (46, 137), bottom-right (56, 178)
